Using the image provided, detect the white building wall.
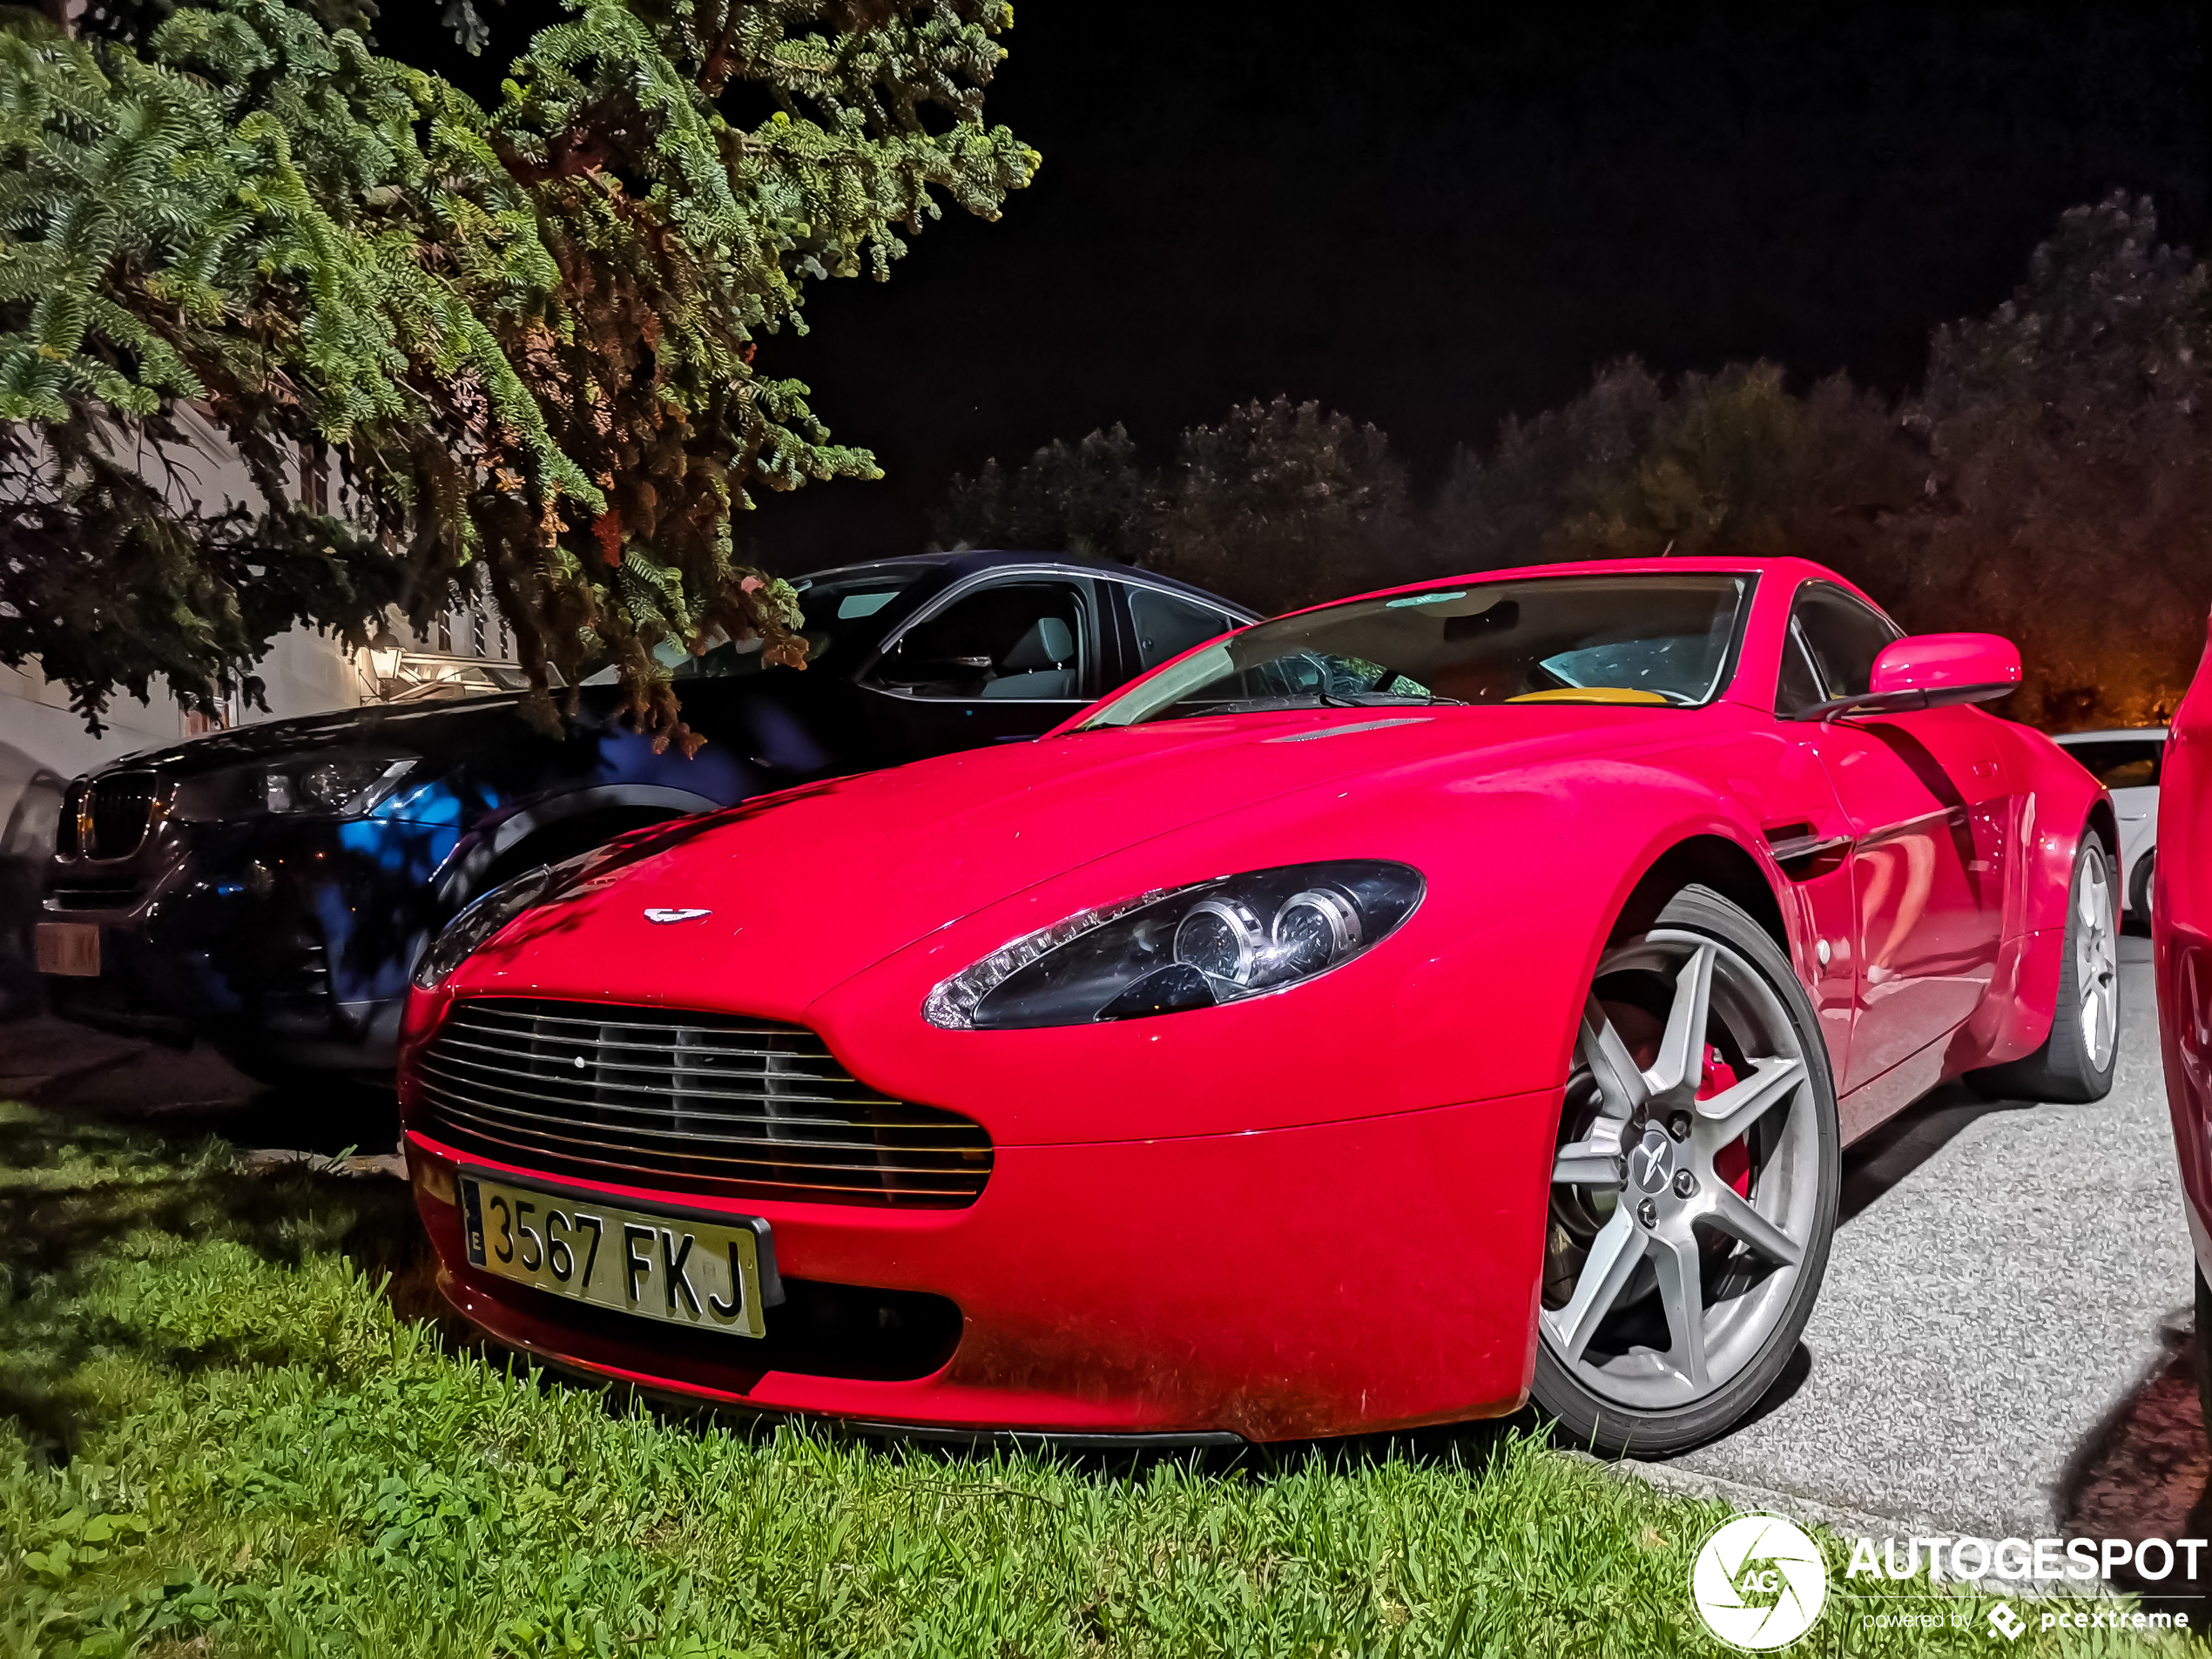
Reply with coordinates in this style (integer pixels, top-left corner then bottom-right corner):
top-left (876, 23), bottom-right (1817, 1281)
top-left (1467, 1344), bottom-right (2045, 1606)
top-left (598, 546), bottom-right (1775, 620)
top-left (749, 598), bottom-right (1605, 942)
top-left (2, 406), bottom-right (506, 786)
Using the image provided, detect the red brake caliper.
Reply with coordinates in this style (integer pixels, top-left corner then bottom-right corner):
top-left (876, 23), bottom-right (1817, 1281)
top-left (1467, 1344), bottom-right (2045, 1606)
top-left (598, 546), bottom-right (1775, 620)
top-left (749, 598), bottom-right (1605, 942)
top-left (1696, 1042), bottom-right (1752, 1197)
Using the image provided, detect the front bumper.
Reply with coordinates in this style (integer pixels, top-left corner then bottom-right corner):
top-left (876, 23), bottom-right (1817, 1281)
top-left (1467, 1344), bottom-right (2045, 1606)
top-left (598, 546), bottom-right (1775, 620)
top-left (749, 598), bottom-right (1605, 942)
top-left (42, 817), bottom-right (428, 1068)
top-left (405, 1082), bottom-right (1558, 1441)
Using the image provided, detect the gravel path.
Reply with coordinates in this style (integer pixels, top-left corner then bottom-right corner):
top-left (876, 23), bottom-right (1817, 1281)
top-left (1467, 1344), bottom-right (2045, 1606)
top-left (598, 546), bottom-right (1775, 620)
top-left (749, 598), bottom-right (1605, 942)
top-left (1666, 934), bottom-right (2195, 1538)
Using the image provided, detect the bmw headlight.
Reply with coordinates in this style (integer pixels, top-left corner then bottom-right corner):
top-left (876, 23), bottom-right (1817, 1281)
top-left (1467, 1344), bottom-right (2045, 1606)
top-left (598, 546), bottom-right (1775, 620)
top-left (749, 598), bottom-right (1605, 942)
top-left (925, 860), bottom-right (1424, 1030)
top-left (172, 752), bottom-right (416, 821)
top-left (412, 865), bottom-right (559, 992)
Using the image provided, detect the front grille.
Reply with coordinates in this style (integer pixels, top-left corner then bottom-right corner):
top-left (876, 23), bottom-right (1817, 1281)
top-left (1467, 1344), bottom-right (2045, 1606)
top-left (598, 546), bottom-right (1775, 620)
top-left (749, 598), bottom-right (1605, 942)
top-left (45, 877), bottom-right (150, 912)
top-left (63, 772), bottom-right (162, 860)
top-left (416, 998), bottom-right (993, 1208)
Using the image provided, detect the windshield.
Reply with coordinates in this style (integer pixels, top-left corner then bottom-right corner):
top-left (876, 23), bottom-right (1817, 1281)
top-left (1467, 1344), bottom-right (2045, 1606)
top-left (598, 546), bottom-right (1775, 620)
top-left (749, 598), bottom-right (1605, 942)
top-left (580, 567), bottom-right (929, 685)
top-left (1081, 573), bottom-right (1751, 727)
top-left (789, 569), bottom-right (927, 666)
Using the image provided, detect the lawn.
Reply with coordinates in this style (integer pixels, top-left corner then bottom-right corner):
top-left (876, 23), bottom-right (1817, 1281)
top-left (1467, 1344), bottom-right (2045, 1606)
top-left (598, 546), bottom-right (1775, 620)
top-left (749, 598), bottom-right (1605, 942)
top-left (0, 1100), bottom-right (2177, 1656)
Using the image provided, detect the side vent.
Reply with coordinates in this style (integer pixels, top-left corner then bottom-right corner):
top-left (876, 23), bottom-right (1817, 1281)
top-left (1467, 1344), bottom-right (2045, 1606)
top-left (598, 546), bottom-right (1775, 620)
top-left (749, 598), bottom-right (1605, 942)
top-left (1762, 821), bottom-right (1850, 880)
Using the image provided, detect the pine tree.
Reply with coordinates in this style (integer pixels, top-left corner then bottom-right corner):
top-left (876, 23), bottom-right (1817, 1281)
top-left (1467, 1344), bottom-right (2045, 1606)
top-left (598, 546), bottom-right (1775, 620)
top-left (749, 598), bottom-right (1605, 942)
top-left (0, 0), bottom-right (1036, 743)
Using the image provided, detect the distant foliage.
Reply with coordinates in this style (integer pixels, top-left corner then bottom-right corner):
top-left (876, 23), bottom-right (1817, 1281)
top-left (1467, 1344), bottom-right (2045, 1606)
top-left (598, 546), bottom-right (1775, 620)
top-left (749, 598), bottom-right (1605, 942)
top-left (938, 397), bottom-right (1413, 616)
top-left (0, 0), bottom-right (1036, 741)
top-left (937, 194), bottom-right (2212, 728)
top-left (1890, 193), bottom-right (2212, 727)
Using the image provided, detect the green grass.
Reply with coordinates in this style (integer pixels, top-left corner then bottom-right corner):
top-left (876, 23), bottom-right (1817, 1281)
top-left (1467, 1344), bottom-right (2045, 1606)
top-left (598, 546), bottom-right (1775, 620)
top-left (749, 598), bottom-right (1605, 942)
top-left (0, 1100), bottom-right (2184, 1657)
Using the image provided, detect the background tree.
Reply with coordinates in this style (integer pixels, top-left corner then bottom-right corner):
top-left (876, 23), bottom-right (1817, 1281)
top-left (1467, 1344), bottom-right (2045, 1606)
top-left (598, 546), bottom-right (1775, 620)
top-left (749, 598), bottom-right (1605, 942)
top-left (936, 397), bottom-right (1413, 616)
top-left (1879, 193), bottom-right (2212, 726)
top-left (940, 194), bottom-right (2212, 729)
top-left (935, 421), bottom-right (1152, 565)
top-left (0, 0), bottom-right (1036, 742)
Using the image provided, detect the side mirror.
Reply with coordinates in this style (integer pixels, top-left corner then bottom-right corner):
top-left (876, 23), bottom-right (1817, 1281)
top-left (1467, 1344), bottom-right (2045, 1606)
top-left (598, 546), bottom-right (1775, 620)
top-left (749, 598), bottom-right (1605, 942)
top-left (1798, 633), bottom-right (2021, 721)
top-left (1871, 632), bottom-right (2020, 700)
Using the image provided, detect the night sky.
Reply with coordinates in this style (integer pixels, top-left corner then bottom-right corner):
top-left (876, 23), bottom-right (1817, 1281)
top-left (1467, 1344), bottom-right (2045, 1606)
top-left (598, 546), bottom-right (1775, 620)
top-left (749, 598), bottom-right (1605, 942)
top-left (448, 3), bottom-right (2212, 572)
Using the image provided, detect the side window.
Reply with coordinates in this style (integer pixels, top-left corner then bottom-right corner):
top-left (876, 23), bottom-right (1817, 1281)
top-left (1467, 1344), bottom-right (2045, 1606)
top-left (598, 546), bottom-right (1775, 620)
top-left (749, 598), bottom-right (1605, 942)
top-left (1774, 624), bottom-right (1824, 717)
top-left (872, 582), bottom-right (1088, 701)
top-left (1790, 585), bottom-right (1900, 703)
top-left (1128, 585), bottom-right (1237, 672)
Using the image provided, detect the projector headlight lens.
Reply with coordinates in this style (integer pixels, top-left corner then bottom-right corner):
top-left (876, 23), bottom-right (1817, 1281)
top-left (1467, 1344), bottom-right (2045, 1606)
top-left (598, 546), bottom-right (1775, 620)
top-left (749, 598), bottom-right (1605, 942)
top-left (924, 860), bottom-right (1423, 1030)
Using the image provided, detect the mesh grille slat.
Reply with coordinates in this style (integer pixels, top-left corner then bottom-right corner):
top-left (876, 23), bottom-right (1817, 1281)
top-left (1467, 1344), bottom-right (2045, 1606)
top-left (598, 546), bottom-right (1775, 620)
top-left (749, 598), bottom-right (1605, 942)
top-left (428, 1039), bottom-right (887, 1105)
top-left (417, 998), bottom-right (992, 1208)
top-left (418, 1085), bottom-right (985, 1177)
top-left (416, 1059), bottom-right (975, 1136)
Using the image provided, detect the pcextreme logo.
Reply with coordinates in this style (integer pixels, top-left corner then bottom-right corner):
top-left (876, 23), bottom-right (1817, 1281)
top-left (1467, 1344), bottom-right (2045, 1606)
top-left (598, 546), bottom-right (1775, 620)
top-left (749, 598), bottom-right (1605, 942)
top-left (1689, 1513), bottom-right (1831, 1650)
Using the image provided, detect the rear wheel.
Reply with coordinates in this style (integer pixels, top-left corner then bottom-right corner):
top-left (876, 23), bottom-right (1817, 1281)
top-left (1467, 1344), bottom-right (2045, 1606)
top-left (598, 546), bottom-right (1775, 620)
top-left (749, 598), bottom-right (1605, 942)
top-left (1970, 836), bottom-right (2118, 1103)
top-left (2131, 849), bottom-right (2156, 928)
top-left (1530, 884), bottom-right (1839, 1457)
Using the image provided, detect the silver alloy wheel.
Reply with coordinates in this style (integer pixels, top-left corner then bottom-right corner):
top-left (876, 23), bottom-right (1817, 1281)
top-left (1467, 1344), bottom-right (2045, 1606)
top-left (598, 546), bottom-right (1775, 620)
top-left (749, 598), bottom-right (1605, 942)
top-left (2077, 852), bottom-right (2118, 1071)
top-left (1541, 927), bottom-right (1819, 1410)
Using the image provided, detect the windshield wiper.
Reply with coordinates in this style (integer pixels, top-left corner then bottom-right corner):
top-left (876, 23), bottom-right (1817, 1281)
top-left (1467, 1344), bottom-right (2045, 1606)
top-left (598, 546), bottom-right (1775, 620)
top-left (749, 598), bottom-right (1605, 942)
top-left (1318, 689), bottom-right (1468, 707)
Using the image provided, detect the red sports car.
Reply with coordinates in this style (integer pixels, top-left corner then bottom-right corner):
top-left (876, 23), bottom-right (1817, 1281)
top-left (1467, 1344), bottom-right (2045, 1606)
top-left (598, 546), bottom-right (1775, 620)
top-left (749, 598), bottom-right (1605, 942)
top-left (399, 556), bottom-right (2116, 1453)
top-left (2153, 617), bottom-right (2212, 1427)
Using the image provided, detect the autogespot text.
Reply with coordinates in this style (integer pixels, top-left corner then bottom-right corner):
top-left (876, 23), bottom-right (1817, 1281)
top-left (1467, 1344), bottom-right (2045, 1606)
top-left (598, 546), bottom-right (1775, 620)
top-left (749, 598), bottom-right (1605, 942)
top-left (1846, 1533), bottom-right (2201, 1612)
top-left (1845, 1534), bottom-right (2204, 1584)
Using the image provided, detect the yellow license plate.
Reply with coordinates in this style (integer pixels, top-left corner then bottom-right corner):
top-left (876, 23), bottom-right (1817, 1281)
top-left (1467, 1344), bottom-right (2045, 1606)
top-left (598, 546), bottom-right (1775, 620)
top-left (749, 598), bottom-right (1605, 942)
top-left (459, 1173), bottom-right (778, 1339)
top-left (35, 922), bottom-right (99, 977)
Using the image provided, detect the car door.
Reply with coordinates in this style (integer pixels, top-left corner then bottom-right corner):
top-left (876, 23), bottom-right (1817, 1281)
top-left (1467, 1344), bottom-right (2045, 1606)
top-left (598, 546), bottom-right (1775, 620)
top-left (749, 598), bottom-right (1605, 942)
top-left (858, 574), bottom-right (1105, 760)
top-left (1781, 582), bottom-right (2012, 1094)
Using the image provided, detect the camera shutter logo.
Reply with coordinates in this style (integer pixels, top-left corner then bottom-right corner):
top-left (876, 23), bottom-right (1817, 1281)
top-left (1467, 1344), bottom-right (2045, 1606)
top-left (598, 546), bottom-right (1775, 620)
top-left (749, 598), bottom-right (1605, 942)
top-left (1689, 1513), bottom-right (1829, 1650)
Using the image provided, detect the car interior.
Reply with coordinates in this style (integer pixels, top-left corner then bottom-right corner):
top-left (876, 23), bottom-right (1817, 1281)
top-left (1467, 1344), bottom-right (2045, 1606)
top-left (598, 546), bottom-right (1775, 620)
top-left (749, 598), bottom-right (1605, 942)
top-left (872, 582), bottom-right (1087, 700)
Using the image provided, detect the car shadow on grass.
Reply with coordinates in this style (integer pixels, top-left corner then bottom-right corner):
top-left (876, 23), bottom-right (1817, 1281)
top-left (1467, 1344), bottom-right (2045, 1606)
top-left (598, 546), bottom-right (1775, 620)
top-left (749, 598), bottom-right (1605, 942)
top-left (0, 1100), bottom-right (469, 1460)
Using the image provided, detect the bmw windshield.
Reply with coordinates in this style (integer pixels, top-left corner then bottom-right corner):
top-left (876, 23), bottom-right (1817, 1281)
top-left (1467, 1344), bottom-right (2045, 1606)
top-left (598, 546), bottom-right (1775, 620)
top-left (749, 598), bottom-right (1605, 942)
top-left (1079, 573), bottom-right (1752, 727)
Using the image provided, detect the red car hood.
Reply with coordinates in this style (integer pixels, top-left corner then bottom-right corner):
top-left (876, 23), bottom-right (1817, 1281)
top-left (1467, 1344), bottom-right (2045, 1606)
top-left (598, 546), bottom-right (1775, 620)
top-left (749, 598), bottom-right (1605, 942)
top-left (451, 703), bottom-right (1712, 1015)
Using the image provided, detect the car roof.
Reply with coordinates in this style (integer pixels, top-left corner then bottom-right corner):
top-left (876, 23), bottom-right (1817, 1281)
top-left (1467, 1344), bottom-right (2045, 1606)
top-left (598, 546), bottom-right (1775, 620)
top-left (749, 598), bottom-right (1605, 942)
top-left (791, 550), bottom-right (1264, 621)
top-left (2053, 727), bottom-right (2170, 743)
top-left (1259, 553), bottom-right (1886, 624)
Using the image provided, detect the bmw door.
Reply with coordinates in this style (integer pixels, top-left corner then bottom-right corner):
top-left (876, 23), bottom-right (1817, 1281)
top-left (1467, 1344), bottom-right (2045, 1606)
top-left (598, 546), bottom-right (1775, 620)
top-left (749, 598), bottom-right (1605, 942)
top-left (857, 573), bottom-right (1109, 759)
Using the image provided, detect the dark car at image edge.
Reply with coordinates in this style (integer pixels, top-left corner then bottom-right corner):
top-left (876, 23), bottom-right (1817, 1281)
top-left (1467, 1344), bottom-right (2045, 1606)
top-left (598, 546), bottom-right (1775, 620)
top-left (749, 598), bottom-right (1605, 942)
top-left (35, 551), bottom-right (1257, 1079)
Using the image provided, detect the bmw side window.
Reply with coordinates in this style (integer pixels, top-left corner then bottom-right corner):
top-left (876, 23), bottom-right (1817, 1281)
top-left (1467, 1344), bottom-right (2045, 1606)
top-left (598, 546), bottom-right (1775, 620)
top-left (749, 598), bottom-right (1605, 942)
top-left (1128, 586), bottom-right (1237, 671)
top-left (1789, 584), bottom-right (1900, 703)
top-left (872, 582), bottom-right (1089, 701)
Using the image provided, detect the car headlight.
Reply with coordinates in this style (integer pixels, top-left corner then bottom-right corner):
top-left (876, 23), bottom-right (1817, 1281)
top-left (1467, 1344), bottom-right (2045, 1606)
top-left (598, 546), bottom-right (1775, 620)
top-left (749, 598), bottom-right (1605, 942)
top-left (172, 752), bottom-right (416, 821)
top-left (924, 860), bottom-right (1424, 1030)
top-left (412, 865), bottom-right (559, 992)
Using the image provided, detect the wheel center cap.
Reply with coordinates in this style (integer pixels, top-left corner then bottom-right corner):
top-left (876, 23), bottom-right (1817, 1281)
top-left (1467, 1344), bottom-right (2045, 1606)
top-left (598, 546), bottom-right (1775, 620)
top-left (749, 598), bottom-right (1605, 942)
top-left (1630, 1125), bottom-right (1675, 1194)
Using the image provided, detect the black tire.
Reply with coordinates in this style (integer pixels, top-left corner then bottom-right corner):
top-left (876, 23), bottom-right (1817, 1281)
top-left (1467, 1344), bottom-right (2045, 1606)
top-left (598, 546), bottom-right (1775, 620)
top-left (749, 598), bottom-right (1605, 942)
top-left (2131, 849), bottom-right (2156, 927)
top-left (1529, 884), bottom-right (1840, 1458)
top-left (1969, 836), bottom-right (2119, 1104)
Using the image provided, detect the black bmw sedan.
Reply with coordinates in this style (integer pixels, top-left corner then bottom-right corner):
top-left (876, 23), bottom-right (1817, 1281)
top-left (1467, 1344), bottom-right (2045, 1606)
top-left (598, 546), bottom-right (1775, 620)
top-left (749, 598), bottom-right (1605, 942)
top-left (37, 551), bottom-right (1255, 1077)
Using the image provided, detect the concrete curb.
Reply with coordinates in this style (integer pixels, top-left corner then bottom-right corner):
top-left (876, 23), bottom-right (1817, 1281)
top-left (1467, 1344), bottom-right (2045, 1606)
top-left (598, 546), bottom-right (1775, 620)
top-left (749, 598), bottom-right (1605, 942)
top-left (1581, 1450), bottom-right (1953, 1541)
